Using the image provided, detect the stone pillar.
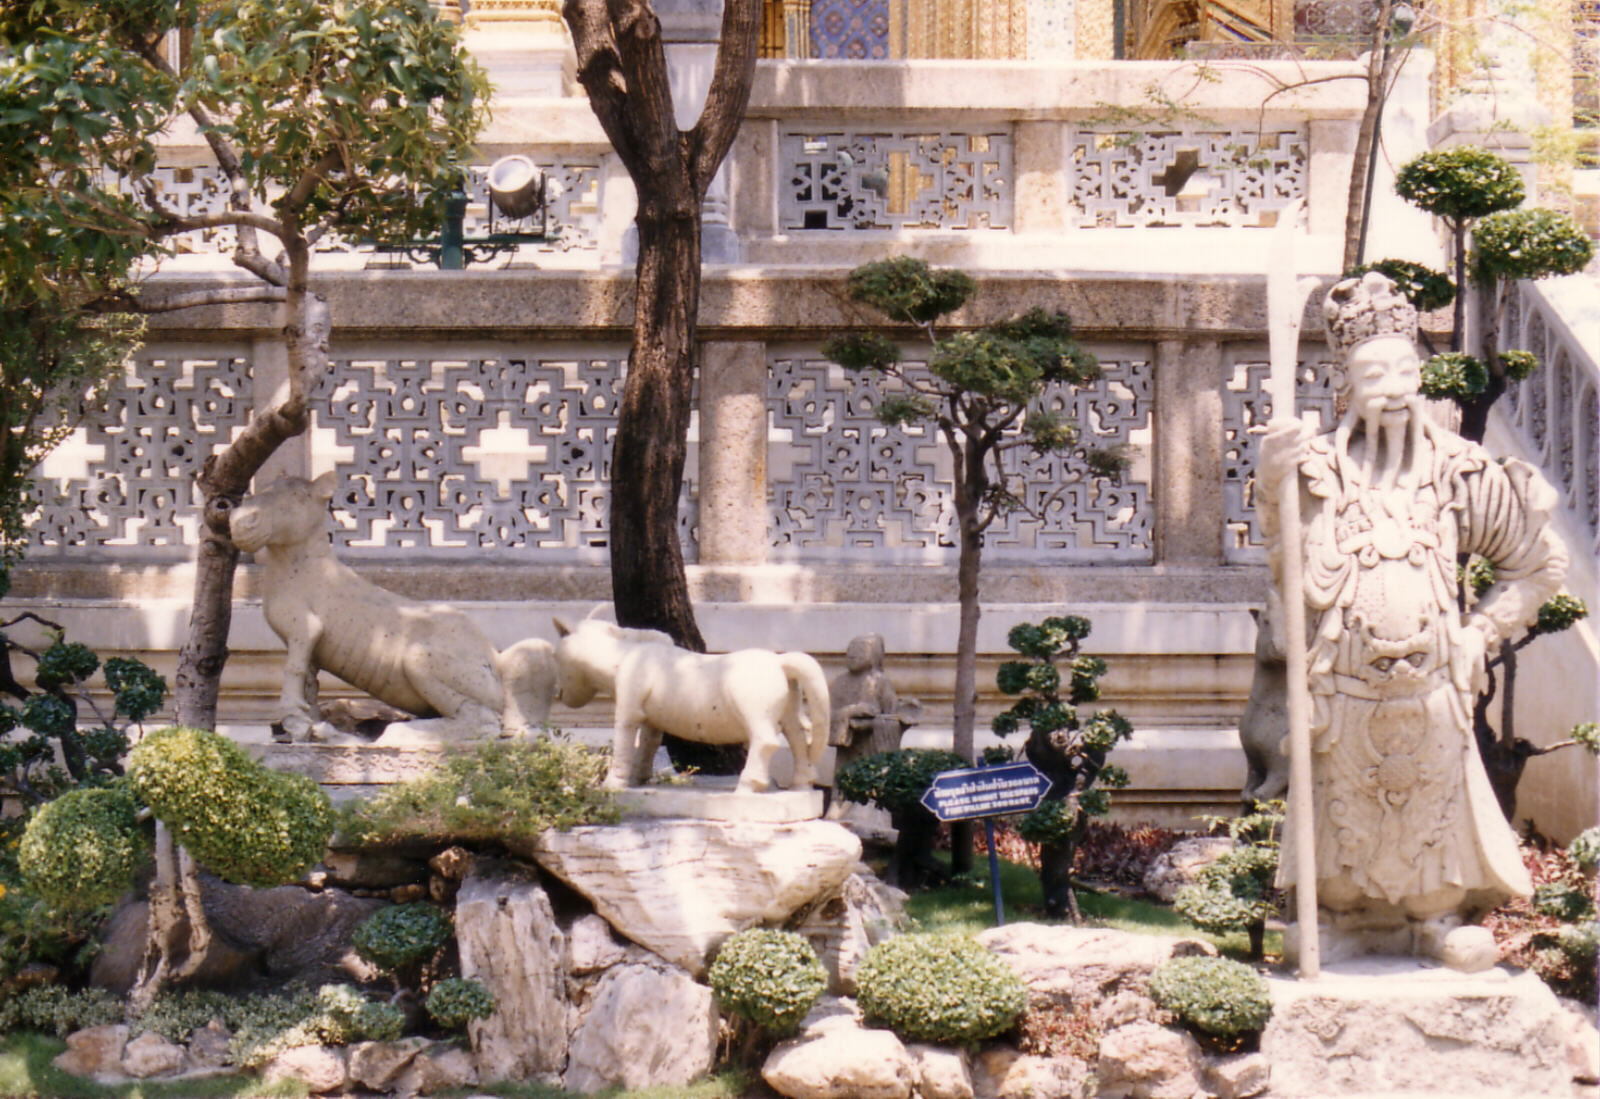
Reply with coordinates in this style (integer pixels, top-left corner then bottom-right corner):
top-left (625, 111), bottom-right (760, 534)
top-left (1075, 0), bottom-right (1115, 59)
top-left (1152, 338), bottom-right (1224, 566)
top-left (1363, 47), bottom-right (1443, 267)
top-left (251, 336), bottom-right (310, 488)
top-left (1306, 117), bottom-right (1356, 239)
top-left (696, 341), bottom-right (769, 565)
top-left (462, 0), bottom-right (575, 99)
top-left (784, 0), bottom-right (813, 57)
top-left (1013, 121), bottom-right (1069, 233)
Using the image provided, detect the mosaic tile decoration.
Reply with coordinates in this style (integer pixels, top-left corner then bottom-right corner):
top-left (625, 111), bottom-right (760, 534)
top-left (810, 0), bottom-right (890, 58)
top-left (1028, 0), bottom-right (1077, 59)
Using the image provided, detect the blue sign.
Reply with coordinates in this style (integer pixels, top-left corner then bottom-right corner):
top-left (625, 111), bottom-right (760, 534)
top-left (919, 761), bottom-right (1052, 822)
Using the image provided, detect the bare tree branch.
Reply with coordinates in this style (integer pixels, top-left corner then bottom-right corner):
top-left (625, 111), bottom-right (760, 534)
top-left (134, 286), bottom-right (288, 313)
top-left (689, 0), bottom-right (761, 194)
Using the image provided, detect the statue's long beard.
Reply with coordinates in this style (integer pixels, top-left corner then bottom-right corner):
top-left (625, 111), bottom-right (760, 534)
top-left (1335, 395), bottom-right (1426, 497)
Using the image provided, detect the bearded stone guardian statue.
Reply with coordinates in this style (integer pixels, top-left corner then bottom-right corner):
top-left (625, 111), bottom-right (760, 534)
top-left (1258, 271), bottom-right (1568, 971)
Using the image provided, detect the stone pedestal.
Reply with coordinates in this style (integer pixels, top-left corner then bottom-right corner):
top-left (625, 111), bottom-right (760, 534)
top-left (463, 0), bottom-right (575, 99)
top-left (614, 779), bottom-right (824, 822)
top-left (1261, 958), bottom-right (1596, 1098)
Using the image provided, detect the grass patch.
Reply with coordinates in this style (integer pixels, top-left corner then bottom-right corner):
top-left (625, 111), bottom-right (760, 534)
top-left (0, 1032), bottom-right (307, 1099)
top-left (453, 1069), bottom-right (753, 1098)
top-left (902, 855), bottom-right (1282, 959)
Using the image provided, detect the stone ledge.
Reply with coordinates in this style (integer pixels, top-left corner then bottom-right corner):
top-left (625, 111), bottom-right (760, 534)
top-left (614, 779), bottom-right (824, 822)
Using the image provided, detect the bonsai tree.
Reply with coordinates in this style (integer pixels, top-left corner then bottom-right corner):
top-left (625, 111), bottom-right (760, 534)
top-left (824, 258), bottom-right (1127, 869)
top-left (1172, 800), bottom-right (1284, 959)
top-left (834, 748), bottom-right (966, 889)
top-left (990, 615), bottom-right (1132, 921)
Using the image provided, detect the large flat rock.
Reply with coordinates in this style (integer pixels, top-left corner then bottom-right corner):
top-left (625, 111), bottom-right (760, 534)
top-left (1262, 958), bottom-right (1594, 1098)
top-left (519, 820), bottom-right (861, 976)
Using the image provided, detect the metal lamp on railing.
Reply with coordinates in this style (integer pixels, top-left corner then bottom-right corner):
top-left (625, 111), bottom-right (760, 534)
top-left (487, 154), bottom-right (547, 220)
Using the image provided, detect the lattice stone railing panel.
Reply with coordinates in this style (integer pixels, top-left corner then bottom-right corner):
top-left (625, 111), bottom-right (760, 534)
top-left (119, 160), bottom-right (603, 258)
top-left (780, 129), bottom-right (1013, 231)
top-left (26, 350), bottom-right (254, 558)
top-left (1497, 282), bottom-right (1600, 553)
top-left (312, 350), bottom-right (696, 561)
top-left (767, 349), bottom-right (1152, 562)
top-left (1221, 347), bottom-right (1337, 562)
top-left (1070, 127), bottom-right (1307, 229)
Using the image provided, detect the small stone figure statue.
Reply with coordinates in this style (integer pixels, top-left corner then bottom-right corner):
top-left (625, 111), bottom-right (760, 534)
top-left (1259, 271), bottom-right (1567, 970)
top-left (828, 634), bottom-right (920, 770)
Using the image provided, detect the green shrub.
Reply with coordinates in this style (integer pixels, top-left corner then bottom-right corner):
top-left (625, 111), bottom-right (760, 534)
top-left (1569, 827), bottom-right (1600, 872)
top-left (353, 902), bottom-right (452, 974)
top-left (0, 985), bottom-right (123, 1037)
top-left (18, 785), bottom-right (146, 909)
top-left (341, 737), bottom-right (619, 843)
top-left (1533, 595), bottom-right (1589, 637)
top-left (834, 749), bottom-right (967, 817)
top-left (1171, 802), bottom-right (1283, 958)
top-left (132, 989), bottom-right (238, 1044)
top-left (855, 934), bottom-right (1026, 1044)
top-left (1394, 146), bottom-right (1525, 221)
top-left (1472, 208), bottom-right (1595, 282)
top-left (707, 929), bottom-right (827, 1035)
top-left (227, 985), bottom-right (402, 1067)
top-left (128, 726), bottom-right (333, 887)
top-left (1348, 259), bottom-right (1456, 312)
top-left (1147, 956), bottom-right (1272, 1040)
top-left (1420, 352), bottom-right (1489, 402)
top-left (424, 978), bottom-right (497, 1031)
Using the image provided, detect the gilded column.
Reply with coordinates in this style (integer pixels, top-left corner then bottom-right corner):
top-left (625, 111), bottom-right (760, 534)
top-left (902, 0), bottom-right (1028, 58)
top-left (462, 0), bottom-right (575, 98)
top-left (1075, 0), bottom-right (1115, 59)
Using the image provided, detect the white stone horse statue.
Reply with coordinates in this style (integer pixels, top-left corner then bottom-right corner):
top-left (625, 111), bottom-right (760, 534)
top-left (231, 472), bottom-right (557, 745)
top-left (552, 617), bottom-right (831, 793)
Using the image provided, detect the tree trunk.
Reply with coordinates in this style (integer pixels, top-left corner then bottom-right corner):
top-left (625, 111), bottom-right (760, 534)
top-left (1343, 0), bottom-right (1396, 272)
top-left (610, 190), bottom-right (707, 653)
top-left (1459, 280), bottom-right (1504, 442)
top-left (949, 471), bottom-right (983, 875)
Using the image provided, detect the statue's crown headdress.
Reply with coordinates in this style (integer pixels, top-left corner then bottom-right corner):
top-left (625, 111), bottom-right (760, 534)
top-left (1323, 271), bottom-right (1418, 359)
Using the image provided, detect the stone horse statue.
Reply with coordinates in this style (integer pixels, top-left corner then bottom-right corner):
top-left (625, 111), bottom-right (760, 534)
top-left (552, 617), bottom-right (831, 793)
top-left (231, 472), bottom-right (557, 744)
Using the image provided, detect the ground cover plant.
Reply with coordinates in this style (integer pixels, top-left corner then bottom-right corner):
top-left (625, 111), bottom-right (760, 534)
top-left (854, 933), bottom-right (1025, 1045)
top-left (1147, 955), bottom-right (1272, 1050)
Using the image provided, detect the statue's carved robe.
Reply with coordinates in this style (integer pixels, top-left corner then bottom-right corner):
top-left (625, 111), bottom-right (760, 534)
top-left (1268, 420), bottom-right (1564, 912)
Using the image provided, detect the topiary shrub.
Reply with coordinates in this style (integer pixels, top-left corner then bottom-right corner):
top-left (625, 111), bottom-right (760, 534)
top-left (1171, 801), bottom-right (1283, 959)
top-left (127, 726), bottom-right (333, 887)
top-left (1147, 956), bottom-right (1272, 1044)
top-left (353, 902), bottom-right (452, 975)
top-left (1394, 146), bottom-right (1525, 222)
top-left (340, 736), bottom-right (619, 843)
top-left (0, 985), bottom-right (123, 1037)
top-left (855, 933), bottom-right (1025, 1045)
top-left (1472, 208), bottom-right (1594, 282)
top-left (836, 749), bottom-right (966, 889)
top-left (18, 784), bottom-right (146, 909)
top-left (707, 928), bottom-right (827, 1035)
top-left (1420, 351), bottom-right (1490, 402)
top-left (424, 977), bottom-right (497, 1031)
top-left (1347, 258), bottom-right (1455, 313)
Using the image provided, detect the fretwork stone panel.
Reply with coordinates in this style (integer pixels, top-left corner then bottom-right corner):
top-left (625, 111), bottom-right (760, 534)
top-left (1070, 127), bottom-right (1307, 229)
top-left (780, 130), bottom-right (1013, 231)
top-left (1221, 347), bottom-right (1337, 562)
top-left (26, 350), bottom-right (254, 558)
top-left (312, 351), bottom-right (696, 561)
top-left (767, 349), bottom-right (1153, 562)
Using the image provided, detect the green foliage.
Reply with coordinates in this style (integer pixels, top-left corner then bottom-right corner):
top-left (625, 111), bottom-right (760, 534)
top-left (132, 989), bottom-right (242, 1044)
top-left (1172, 803), bottom-right (1284, 947)
top-left (227, 985), bottom-right (404, 1068)
top-left (845, 258), bottom-right (976, 325)
top-left (1500, 349), bottom-right (1538, 383)
top-left (352, 902), bottom-right (452, 974)
top-left (821, 332), bottom-right (900, 373)
top-left (1571, 723), bottom-right (1600, 755)
top-left (1459, 556), bottom-right (1496, 596)
top-left (1394, 146), bottom-right (1525, 221)
top-left (18, 784), bottom-right (146, 909)
top-left (424, 978), bottom-right (496, 1031)
top-left (706, 929), bottom-right (826, 1035)
top-left (855, 934), bottom-right (1026, 1044)
top-left (1533, 594), bottom-right (1588, 636)
top-left (834, 749), bottom-right (967, 816)
top-left (1016, 797), bottom-right (1080, 845)
top-left (1348, 259), bottom-right (1456, 313)
top-left (1570, 828), bottom-right (1600, 872)
top-left (0, 985), bottom-right (122, 1037)
top-left (1471, 208), bottom-right (1595, 283)
top-left (1148, 956), bottom-right (1271, 1039)
top-left (1534, 879), bottom-right (1595, 923)
top-left (340, 737), bottom-right (618, 843)
top-left (1420, 352), bottom-right (1488, 401)
top-left (128, 726), bottom-right (333, 888)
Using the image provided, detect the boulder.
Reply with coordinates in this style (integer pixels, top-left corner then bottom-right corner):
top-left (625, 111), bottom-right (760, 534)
top-left (796, 870), bottom-right (907, 994)
top-left (186, 1021), bottom-right (233, 1069)
top-left (1262, 958), bottom-right (1587, 1098)
top-left (120, 1031), bottom-right (188, 1079)
top-left (1141, 836), bottom-right (1234, 903)
top-left (762, 1021), bottom-right (913, 1099)
top-left (1202, 1051), bottom-right (1271, 1099)
top-left (909, 1042), bottom-right (974, 1099)
top-left (394, 1043), bottom-right (478, 1096)
top-left (972, 1047), bottom-right (1088, 1099)
top-left (53, 1024), bottom-right (129, 1079)
top-left (564, 961), bottom-right (718, 1094)
top-left (523, 819), bottom-right (861, 976)
top-left (975, 923), bottom-right (1214, 1029)
top-left (568, 913), bottom-right (627, 974)
top-left (348, 1037), bottom-right (430, 1091)
top-left (1095, 1021), bottom-right (1206, 1099)
top-left (263, 1044), bottom-right (348, 1093)
top-left (455, 864), bottom-right (568, 1081)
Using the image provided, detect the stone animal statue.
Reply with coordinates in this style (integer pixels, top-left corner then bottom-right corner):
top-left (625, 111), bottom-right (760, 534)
top-left (552, 616), bottom-right (830, 792)
top-left (1238, 588), bottom-right (1290, 808)
top-left (828, 633), bottom-right (921, 769)
top-left (230, 472), bottom-right (557, 744)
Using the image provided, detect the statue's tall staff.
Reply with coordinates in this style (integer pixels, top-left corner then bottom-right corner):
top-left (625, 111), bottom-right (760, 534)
top-left (1265, 198), bottom-right (1323, 978)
